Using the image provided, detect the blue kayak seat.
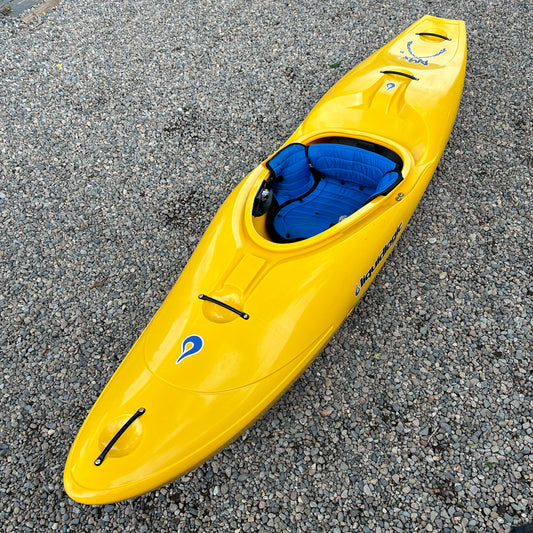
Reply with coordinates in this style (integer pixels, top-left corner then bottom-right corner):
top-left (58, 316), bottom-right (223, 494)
top-left (263, 141), bottom-right (403, 242)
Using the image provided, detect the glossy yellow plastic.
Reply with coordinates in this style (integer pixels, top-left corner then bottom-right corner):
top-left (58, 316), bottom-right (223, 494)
top-left (64, 15), bottom-right (466, 504)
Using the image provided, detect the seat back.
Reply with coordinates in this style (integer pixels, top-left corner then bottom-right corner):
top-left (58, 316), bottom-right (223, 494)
top-left (308, 143), bottom-right (398, 190)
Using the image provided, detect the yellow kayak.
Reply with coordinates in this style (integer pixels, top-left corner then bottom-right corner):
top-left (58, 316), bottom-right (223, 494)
top-left (64, 15), bottom-right (466, 504)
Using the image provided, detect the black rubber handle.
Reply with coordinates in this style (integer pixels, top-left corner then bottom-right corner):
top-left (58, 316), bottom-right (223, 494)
top-left (199, 294), bottom-right (249, 320)
top-left (94, 408), bottom-right (145, 466)
top-left (416, 32), bottom-right (451, 41)
top-left (380, 70), bottom-right (419, 81)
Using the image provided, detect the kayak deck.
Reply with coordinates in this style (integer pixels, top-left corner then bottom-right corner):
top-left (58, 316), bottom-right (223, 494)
top-left (64, 15), bottom-right (466, 504)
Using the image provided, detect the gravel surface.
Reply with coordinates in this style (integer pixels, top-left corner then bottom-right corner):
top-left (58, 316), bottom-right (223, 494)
top-left (1, 0), bottom-right (532, 531)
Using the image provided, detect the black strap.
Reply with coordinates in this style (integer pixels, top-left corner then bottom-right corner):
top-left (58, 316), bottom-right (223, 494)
top-left (199, 294), bottom-right (249, 320)
top-left (380, 70), bottom-right (419, 81)
top-left (94, 408), bottom-right (145, 466)
top-left (416, 32), bottom-right (451, 41)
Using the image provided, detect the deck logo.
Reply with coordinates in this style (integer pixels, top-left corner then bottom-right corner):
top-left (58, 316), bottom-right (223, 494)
top-left (355, 222), bottom-right (403, 297)
top-left (176, 334), bottom-right (204, 365)
top-left (399, 41), bottom-right (447, 66)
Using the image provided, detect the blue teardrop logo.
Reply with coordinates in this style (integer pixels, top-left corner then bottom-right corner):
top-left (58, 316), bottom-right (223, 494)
top-left (176, 334), bottom-right (204, 365)
top-left (386, 82), bottom-right (396, 91)
top-left (355, 283), bottom-right (361, 297)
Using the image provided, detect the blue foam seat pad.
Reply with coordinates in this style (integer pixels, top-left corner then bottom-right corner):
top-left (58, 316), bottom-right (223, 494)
top-left (266, 143), bottom-right (402, 241)
top-left (308, 144), bottom-right (397, 187)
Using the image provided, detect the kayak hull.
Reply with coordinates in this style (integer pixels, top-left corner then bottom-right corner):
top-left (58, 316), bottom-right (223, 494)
top-left (65, 15), bottom-right (466, 504)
